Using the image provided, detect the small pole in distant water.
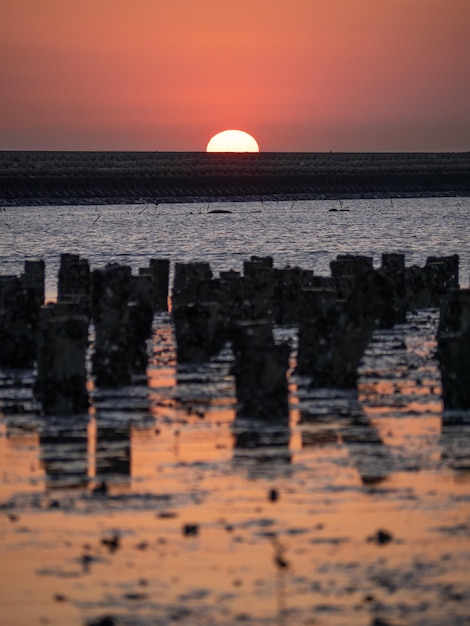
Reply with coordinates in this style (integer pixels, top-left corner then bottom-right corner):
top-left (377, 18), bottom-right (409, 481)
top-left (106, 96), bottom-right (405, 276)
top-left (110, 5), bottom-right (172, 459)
top-left (290, 201), bottom-right (296, 210)
top-left (390, 198), bottom-right (394, 207)
top-left (93, 214), bottom-right (101, 225)
top-left (138, 204), bottom-right (150, 215)
top-left (339, 199), bottom-right (343, 209)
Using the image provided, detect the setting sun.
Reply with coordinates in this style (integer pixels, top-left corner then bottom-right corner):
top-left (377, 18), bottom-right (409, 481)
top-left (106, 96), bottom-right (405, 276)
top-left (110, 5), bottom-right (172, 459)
top-left (206, 130), bottom-right (259, 153)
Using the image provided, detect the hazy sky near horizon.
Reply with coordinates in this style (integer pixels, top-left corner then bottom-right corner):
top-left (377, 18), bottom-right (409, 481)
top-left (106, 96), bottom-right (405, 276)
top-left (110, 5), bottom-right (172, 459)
top-left (1, 0), bottom-right (469, 152)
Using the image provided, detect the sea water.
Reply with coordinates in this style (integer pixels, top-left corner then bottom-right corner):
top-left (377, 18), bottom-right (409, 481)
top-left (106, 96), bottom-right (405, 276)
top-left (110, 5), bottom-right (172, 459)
top-left (1, 196), bottom-right (469, 297)
top-left (1, 196), bottom-right (470, 626)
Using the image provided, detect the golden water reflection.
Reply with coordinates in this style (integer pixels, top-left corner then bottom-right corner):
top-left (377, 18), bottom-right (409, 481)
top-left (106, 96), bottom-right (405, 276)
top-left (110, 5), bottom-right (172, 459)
top-left (1, 310), bottom-right (470, 625)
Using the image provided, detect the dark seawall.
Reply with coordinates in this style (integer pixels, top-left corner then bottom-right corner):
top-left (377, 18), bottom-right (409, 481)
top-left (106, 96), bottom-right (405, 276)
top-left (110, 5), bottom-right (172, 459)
top-left (1, 151), bottom-right (469, 205)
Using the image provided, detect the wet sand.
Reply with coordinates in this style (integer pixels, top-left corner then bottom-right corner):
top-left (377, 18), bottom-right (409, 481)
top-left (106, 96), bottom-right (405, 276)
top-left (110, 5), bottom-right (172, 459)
top-left (1, 309), bottom-right (470, 625)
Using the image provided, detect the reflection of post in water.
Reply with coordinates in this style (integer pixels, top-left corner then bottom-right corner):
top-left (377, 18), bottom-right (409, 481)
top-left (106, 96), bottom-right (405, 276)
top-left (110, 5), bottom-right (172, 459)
top-left (300, 423), bottom-right (339, 448)
top-left (232, 320), bottom-right (290, 419)
top-left (38, 416), bottom-right (89, 490)
top-left (233, 416), bottom-right (291, 466)
top-left (273, 537), bottom-right (289, 626)
top-left (171, 361), bottom-right (236, 464)
top-left (174, 366), bottom-right (210, 422)
top-left (299, 395), bottom-right (389, 484)
top-left (340, 413), bottom-right (389, 485)
top-left (231, 319), bottom-right (291, 467)
top-left (440, 416), bottom-right (470, 474)
top-left (95, 419), bottom-right (131, 486)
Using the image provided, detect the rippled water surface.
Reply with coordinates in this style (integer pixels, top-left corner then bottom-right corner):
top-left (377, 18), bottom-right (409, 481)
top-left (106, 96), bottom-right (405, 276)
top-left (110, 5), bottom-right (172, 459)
top-left (1, 197), bottom-right (470, 626)
top-left (1, 196), bottom-right (469, 297)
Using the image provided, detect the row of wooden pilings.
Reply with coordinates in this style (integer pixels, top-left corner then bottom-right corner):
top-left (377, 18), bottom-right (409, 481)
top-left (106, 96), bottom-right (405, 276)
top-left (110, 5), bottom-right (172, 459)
top-left (0, 255), bottom-right (169, 414)
top-left (0, 251), bottom-right (468, 416)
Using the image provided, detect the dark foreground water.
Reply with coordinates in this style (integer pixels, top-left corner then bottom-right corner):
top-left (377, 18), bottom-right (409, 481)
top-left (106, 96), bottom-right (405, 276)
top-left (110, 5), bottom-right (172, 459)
top-left (1, 197), bottom-right (470, 626)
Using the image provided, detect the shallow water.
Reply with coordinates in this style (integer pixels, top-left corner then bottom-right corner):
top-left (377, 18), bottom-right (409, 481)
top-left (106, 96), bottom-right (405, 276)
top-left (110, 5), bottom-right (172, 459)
top-left (1, 196), bottom-right (469, 298)
top-left (1, 197), bottom-right (470, 625)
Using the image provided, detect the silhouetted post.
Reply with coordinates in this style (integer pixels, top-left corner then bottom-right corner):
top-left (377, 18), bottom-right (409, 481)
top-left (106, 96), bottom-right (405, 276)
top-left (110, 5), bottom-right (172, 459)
top-left (0, 276), bottom-right (22, 367)
top-left (297, 271), bottom-right (392, 388)
top-left (139, 258), bottom-right (170, 312)
top-left (172, 261), bottom-right (213, 310)
top-left (437, 288), bottom-right (470, 410)
top-left (35, 302), bottom-right (84, 398)
top-left (91, 264), bottom-right (132, 387)
top-left (406, 255), bottom-right (460, 311)
top-left (310, 275), bottom-right (335, 289)
top-left (58, 253), bottom-right (91, 317)
top-left (24, 259), bottom-right (45, 306)
top-left (243, 257), bottom-right (274, 320)
top-left (173, 301), bottom-right (225, 363)
top-left (425, 254), bottom-right (459, 307)
top-left (231, 320), bottom-right (290, 419)
top-left (273, 266), bottom-right (305, 325)
top-left (219, 270), bottom-right (248, 323)
top-left (330, 254), bottom-right (374, 300)
top-left (196, 277), bottom-right (233, 338)
top-left (128, 274), bottom-right (154, 374)
top-left (296, 288), bottom-right (339, 379)
top-left (405, 264), bottom-right (430, 311)
top-left (337, 269), bottom-right (393, 385)
top-left (0, 273), bottom-right (42, 368)
top-left (38, 314), bottom-right (89, 415)
top-left (380, 253), bottom-right (407, 326)
top-left (330, 254), bottom-right (374, 277)
top-left (58, 253), bottom-right (79, 298)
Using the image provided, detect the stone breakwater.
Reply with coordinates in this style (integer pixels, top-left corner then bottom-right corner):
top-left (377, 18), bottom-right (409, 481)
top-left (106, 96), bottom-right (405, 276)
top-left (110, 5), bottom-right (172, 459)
top-left (1, 151), bottom-right (470, 205)
top-left (1, 250), bottom-right (468, 416)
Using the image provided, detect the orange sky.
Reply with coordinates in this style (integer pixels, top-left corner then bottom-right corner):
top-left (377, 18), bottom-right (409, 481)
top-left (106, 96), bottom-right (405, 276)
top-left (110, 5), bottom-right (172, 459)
top-left (1, 0), bottom-right (469, 151)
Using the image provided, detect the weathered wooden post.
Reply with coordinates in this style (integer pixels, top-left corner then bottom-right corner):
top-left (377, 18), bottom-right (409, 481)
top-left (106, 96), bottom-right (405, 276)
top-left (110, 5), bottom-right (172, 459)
top-left (243, 256), bottom-right (274, 320)
top-left (35, 300), bottom-right (84, 399)
top-left (173, 301), bottom-right (225, 363)
top-left (406, 254), bottom-right (459, 311)
top-left (296, 288), bottom-right (339, 380)
top-left (24, 259), bottom-right (45, 307)
top-left (380, 253), bottom-right (407, 326)
top-left (219, 270), bottom-right (249, 323)
top-left (273, 266), bottom-right (314, 325)
top-left (58, 253), bottom-right (90, 316)
top-left (37, 314), bottom-right (89, 415)
top-left (425, 254), bottom-right (459, 307)
top-left (139, 258), bottom-right (170, 312)
top-left (128, 274), bottom-right (155, 374)
top-left (330, 254), bottom-right (374, 300)
top-left (405, 264), bottom-right (430, 311)
top-left (231, 319), bottom-right (290, 419)
top-left (437, 288), bottom-right (470, 410)
top-left (297, 270), bottom-right (392, 388)
top-left (91, 264), bottom-right (132, 387)
top-left (0, 267), bottom-right (44, 369)
top-left (172, 261), bottom-right (213, 310)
